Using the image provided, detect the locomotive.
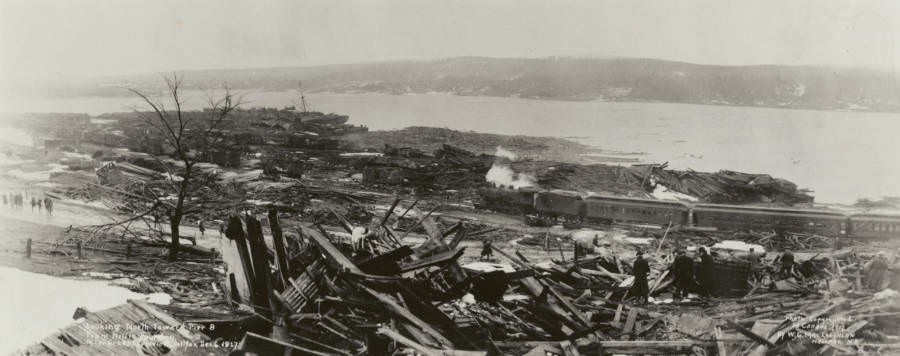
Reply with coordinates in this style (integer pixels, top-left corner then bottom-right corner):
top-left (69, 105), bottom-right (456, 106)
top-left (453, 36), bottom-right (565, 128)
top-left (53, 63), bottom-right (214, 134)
top-left (477, 187), bottom-right (900, 238)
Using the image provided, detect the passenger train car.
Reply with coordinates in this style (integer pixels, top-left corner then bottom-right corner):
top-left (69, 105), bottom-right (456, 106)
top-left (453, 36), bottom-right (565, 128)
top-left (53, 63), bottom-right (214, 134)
top-left (584, 194), bottom-right (690, 226)
top-left (534, 190), bottom-right (583, 222)
top-left (477, 187), bottom-right (900, 239)
top-left (692, 203), bottom-right (847, 236)
top-left (848, 214), bottom-right (900, 239)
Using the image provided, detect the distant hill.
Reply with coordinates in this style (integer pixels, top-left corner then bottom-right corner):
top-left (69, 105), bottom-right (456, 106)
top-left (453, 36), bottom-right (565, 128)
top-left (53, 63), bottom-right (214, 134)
top-left (54, 57), bottom-right (900, 112)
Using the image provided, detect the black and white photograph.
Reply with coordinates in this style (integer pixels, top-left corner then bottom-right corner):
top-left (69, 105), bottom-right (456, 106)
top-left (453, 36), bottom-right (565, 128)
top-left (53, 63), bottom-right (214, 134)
top-left (0, 0), bottom-right (899, 355)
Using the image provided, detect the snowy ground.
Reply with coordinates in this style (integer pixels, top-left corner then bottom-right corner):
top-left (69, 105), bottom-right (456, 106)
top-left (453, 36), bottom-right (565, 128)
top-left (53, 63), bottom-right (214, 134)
top-left (0, 267), bottom-right (168, 354)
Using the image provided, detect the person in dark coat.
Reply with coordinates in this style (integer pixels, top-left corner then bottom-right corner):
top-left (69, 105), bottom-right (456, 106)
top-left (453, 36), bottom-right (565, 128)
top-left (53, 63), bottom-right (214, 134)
top-left (779, 251), bottom-right (795, 279)
top-left (673, 248), bottom-right (695, 299)
top-left (632, 250), bottom-right (650, 304)
top-left (697, 246), bottom-right (715, 296)
top-left (480, 239), bottom-right (494, 261)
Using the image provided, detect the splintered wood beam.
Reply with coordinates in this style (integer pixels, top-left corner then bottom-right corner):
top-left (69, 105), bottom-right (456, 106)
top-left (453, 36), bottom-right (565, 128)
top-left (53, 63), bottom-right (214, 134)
top-left (723, 319), bottom-right (776, 348)
top-left (380, 198), bottom-right (401, 227)
top-left (399, 206), bottom-right (439, 240)
top-left (419, 207), bottom-right (443, 240)
top-left (328, 207), bottom-right (355, 233)
top-left (361, 285), bottom-right (454, 347)
top-left (715, 326), bottom-right (728, 356)
top-left (302, 224), bottom-right (362, 274)
top-left (399, 248), bottom-right (466, 273)
top-left (442, 222), bottom-right (463, 239)
top-left (448, 225), bottom-right (467, 250)
top-left (238, 331), bottom-right (333, 356)
top-left (596, 340), bottom-right (700, 355)
top-left (377, 327), bottom-right (487, 356)
top-left (397, 200), bottom-right (419, 221)
top-left (358, 246), bottom-right (413, 274)
top-left (268, 207), bottom-right (290, 287)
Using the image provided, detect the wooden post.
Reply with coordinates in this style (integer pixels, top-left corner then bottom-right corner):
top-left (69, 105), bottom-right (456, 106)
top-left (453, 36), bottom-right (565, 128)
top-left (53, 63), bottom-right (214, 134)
top-left (246, 216), bottom-right (274, 317)
top-left (25, 238), bottom-right (31, 259)
top-left (126, 243), bottom-right (132, 258)
top-left (209, 248), bottom-right (216, 264)
top-left (228, 273), bottom-right (241, 308)
top-left (77, 240), bottom-right (83, 259)
top-left (268, 207), bottom-right (291, 288)
top-left (225, 216), bottom-right (256, 308)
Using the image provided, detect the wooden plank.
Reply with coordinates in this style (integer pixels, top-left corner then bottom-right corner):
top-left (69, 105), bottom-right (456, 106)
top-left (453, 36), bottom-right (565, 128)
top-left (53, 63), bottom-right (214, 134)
top-left (715, 326), bottom-right (728, 356)
top-left (383, 326), bottom-right (441, 356)
top-left (622, 308), bottom-right (638, 338)
top-left (361, 285), bottom-right (454, 347)
top-left (400, 206), bottom-right (439, 240)
top-left (723, 319), bottom-right (776, 348)
top-left (399, 247), bottom-right (466, 273)
top-left (268, 207), bottom-right (291, 287)
top-left (238, 331), bottom-right (333, 356)
top-left (378, 328), bottom-right (487, 356)
top-left (560, 340), bottom-right (581, 356)
top-left (597, 340), bottom-right (700, 354)
top-left (225, 216), bottom-right (255, 302)
top-left (246, 216), bottom-right (274, 316)
top-left (380, 198), bottom-right (402, 227)
top-left (448, 224), bottom-right (467, 249)
top-left (302, 224), bottom-right (362, 274)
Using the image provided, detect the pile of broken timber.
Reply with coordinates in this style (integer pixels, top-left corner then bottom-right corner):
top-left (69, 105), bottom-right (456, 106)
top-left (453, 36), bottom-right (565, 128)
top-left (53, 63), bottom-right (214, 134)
top-left (219, 203), bottom-right (715, 355)
top-left (632, 165), bottom-right (814, 204)
top-left (16, 300), bottom-right (225, 356)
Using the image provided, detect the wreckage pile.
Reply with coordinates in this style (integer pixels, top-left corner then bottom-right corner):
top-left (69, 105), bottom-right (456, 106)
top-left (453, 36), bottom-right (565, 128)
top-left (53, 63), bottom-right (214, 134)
top-left (210, 201), bottom-right (900, 355)
top-left (633, 164), bottom-right (814, 204)
top-left (504, 161), bottom-right (813, 204)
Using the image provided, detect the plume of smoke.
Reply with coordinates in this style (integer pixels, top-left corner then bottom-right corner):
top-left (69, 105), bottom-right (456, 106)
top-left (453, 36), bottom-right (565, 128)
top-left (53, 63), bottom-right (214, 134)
top-left (486, 165), bottom-right (536, 189)
top-left (486, 146), bottom-right (536, 188)
top-left (494, 146), bottom-right (517, 160)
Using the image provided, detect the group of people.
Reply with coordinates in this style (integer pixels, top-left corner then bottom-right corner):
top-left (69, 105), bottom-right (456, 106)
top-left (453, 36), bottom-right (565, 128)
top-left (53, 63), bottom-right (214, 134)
top-left (2, 192), bottom-right (53, 214)
top-left (630, 246), bottom-right (759, 304)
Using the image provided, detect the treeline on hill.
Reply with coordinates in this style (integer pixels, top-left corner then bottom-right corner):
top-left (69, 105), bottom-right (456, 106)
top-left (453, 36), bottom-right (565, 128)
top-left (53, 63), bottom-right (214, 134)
top-left (65, 57), bottom-right (900, 112)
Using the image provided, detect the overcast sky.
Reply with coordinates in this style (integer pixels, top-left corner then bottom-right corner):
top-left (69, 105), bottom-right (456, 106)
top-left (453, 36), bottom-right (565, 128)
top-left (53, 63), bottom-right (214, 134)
top-left (1, 0), bottom-right (898, 84)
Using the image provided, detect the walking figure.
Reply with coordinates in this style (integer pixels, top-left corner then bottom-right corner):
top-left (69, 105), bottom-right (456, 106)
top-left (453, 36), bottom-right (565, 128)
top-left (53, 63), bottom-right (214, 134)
top-left (480, 240), bottom-right (494, 261)
top-left (44, 198), bottom-right (53, 215)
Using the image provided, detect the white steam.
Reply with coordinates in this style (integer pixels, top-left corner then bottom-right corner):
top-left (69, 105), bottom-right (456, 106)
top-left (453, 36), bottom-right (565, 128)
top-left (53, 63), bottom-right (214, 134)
top-left (494, 146), bottom-right (517, 160)
top-left (486, 146), bottom-right (536, 188)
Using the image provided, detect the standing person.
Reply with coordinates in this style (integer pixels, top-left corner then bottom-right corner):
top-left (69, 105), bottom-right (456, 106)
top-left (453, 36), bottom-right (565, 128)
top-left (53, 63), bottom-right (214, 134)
top-left (697, 246), bottom-right (715, 297)
top-left (37, 198), bottom-right (42, 212)
top-left (632, 250), bottom-right (650, 304)
top-left (747, 248), bottom-right (761, 282)
top-left (44, 198), bottom-right (53, 215)
top-left (673, 248), bottom-right (695, 299)
top-left (30, 197), bottom-right (36, 211)
top-left (864, 251), bottom-right (889, 290)
top-left (480, 239), bottom-right (494, 261)
top-left (779, 251), bottom-right (795, 279)
top-left (198, 220), bottom-right (206, 236)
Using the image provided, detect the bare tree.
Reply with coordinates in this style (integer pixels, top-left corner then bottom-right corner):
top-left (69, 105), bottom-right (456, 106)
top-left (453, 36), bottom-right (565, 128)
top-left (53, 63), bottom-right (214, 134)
top-left (128, 73), bottom-right (242, 261)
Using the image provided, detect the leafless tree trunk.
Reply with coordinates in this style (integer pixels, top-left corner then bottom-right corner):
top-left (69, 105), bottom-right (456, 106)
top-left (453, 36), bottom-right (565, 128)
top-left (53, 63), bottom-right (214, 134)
top-left (128, 73), bottom-right (242, 261)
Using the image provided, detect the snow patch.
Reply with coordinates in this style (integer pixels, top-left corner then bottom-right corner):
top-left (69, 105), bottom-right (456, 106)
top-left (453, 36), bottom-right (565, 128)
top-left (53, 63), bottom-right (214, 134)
top-left (711, 240), bottom-right (766, 254)
top-left (462, 262), bottom-right (515, 273)
top-left (652, 184), bottom-right (698, 202)
top-left (0, 267), bottom-right (170, 355)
